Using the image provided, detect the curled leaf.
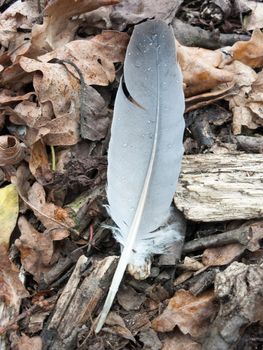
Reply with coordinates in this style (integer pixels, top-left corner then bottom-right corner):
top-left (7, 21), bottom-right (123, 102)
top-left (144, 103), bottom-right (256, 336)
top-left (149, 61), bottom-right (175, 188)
top-left (0, 135), bottom-right (25, 166)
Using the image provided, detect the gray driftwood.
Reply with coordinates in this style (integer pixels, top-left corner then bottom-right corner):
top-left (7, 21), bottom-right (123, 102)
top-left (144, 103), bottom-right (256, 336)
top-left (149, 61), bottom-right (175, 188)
top-left (174, 153), bottom-right (263, 221)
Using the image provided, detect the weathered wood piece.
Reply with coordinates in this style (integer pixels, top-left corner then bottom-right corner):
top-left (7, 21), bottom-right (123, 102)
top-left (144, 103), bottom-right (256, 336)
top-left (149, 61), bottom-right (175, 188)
top-left (174, 153), bottom-right (263, 222)
top-left (45, 255), bottom-right (117, 349)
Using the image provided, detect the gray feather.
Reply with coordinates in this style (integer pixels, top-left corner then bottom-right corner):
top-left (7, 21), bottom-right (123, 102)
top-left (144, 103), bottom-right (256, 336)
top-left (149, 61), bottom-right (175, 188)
top-left (95, 19), bottom-right (185, 333)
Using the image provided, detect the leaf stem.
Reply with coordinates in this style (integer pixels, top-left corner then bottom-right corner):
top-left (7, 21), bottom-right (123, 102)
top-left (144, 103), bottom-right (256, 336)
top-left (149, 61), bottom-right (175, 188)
top-left (50, 145), bottom-right (56, 171)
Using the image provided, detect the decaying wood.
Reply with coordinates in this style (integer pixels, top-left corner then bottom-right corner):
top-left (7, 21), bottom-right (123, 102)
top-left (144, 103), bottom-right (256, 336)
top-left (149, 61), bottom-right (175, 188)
top-left (174, 153), bottom-right (263, 222)
top-left (45, 255), bottom-right (118, 349)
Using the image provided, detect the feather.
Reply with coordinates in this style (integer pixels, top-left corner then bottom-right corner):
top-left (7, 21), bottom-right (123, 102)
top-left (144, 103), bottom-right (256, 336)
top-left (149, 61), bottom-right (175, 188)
top-left (95, 19), bottom-right (185, 333)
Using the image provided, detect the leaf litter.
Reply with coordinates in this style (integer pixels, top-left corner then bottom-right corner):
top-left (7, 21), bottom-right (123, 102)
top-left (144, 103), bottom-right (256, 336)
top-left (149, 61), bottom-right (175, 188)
top-left (0, 0), bottom-right (263, 349)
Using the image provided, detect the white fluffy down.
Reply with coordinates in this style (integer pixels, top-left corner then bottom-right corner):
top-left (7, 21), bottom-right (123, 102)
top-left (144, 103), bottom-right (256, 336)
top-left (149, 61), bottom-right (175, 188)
top-left (110, 205), bottom-right (185, 280)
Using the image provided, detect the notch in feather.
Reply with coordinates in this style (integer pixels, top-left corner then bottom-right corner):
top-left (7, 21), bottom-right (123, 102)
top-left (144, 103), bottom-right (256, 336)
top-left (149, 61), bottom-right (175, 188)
top-left (95, 19), bottom-right (185, 333)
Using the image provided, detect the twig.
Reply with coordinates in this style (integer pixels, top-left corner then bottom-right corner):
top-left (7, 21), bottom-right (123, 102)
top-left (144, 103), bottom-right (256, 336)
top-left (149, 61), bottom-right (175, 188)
top-left (183, 227), bottom-right (252, 254)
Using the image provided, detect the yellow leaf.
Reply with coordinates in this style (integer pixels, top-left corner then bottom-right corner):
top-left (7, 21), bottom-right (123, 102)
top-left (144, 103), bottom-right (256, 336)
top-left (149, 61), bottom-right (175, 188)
top-left (0, 184), bottom-right (19, 246)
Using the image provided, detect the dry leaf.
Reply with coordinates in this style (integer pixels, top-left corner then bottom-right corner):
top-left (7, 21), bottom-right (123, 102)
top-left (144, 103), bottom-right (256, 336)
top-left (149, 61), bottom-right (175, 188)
top-left (16, 216), bottom-right (69, 282)
top-left (13, 165), bottom-right (75, 231)
top-left (139, 329), bottom-right (162, 350)
top-left (0, 184), bottom-right (19, 246)
top-left (152, 289), bottom-right (217, 338)
top-left (0, 90), bottom-right (34, 104)
top-left (104, 312), bottom-right (136, 342)
top-left (0, 135), bottom-right (26, 166)
top-left (19, 57), bottom-right (80, 146)
top-left (246, 69), bottom-right (263, 123)
top-left (39, 31), bottom-right (129, 86)
top-left (29, 140), bottom-right (51, 182)
top-left (79, 83), bottom-right (110, 140)
top-left (27, 182), bottom-right (75, 229)
top-left (12, 101), bottom-right (53, 129)
top-left (231, 29), bottom-right (263, 68)
top-left (222, 60), bottom-right (261, 134)
top-left (31, 0), bottom-right (119, 53)
top-left (0, 0), bottom-right (38, 55)
top-left (162, 331), bottom-right (201, 350)
top-left (0, 244), bottom-right (28, 329)
top-left (202, 243), bottom-right (245, 267)
top-left (117, 285), bottom-right (146, 311)
top-left (185, 84), bottom-right (236, 112)
top-left (177, 42), bottom-right (234, 97)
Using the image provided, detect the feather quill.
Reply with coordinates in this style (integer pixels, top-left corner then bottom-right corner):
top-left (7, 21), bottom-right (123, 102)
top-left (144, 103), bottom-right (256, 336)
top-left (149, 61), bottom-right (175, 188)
top-left (95, 19), bottom-right (185, 333)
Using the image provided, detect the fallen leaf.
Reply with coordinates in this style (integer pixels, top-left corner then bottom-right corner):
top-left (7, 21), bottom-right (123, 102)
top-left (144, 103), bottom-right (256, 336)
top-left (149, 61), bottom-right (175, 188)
top-left (222, 60), bottom-right (261, 134)
top-left (31, 0), bottom-right (119, 53)
top-left (0, 0), bottom-right (38, 56)
top-left (0, 90), bottom-right (34, 104)
top-left (202, 243), bottom-right (245, 266)
top-left (38, 31), bottom-right (129, 86)
top-left (139, 328), bottom-right (162, 350)
top-left (152, 289), bottom-right (217, 338)
top-left (231, 29), bottom-right (263, 68)
top-left (185, 83), bottom-right (236, 112)
top-left (0, 183), bottom-right (19, 246)
top-left (27, 182), bottom-right (75, 229)
top-left (29, 140), bottom-right (51, 183)
top-left (104, 312), bottom-right (136, 342)
top-left (13, 165), bottom-right (75, 231)
top-left (117, 285), bottom-right (146, 311)
top-left (177, 42), bottom-right (233, 97)
top-left (0, 135), bottom-right (26, 166)
top-left (0, 244), bottom-right (28, 329)
top-left (79, 83), bottom-right (110, 140)
top-left (12, 101), bottom-right (53, 129)
top-left (19, 57), bottom-right (80, 146)
top-left (162, 331), bottom-right (201, 350)
top-left (16, 216), bottom-right (69, 282)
